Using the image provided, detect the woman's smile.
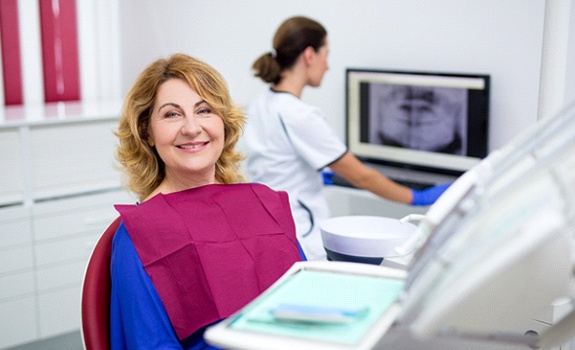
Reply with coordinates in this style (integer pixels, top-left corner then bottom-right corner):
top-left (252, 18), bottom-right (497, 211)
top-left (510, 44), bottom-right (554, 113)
top-left (176, 141), bottom-right (209, 151)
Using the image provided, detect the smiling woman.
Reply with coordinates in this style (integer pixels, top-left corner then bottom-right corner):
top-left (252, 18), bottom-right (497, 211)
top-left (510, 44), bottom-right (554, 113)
top-left (108, 53), bottom-right (305, 349)
top-left (115, 53), bottom-right (246, 201)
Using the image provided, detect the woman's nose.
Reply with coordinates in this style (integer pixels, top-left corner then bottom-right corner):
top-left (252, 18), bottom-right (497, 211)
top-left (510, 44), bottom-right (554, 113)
top-left (181, 115), bottom-right (202, 135)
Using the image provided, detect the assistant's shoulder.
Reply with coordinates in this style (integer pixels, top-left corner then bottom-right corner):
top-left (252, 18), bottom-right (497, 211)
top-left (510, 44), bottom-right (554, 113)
top-left (279, 94), bottom-right (318, 114)
top-left (254, 90), bottom-right (318, 115)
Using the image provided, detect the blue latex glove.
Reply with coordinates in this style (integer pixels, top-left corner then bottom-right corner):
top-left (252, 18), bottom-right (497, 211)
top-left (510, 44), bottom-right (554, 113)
top-left (411, 183), bottom-right (451, 206)
top-left (321, 169), bottom-right (335, 185)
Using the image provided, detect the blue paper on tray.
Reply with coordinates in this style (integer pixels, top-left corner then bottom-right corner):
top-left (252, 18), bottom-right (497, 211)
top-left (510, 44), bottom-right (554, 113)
top-left (228, 269), bottom-right (404, 345)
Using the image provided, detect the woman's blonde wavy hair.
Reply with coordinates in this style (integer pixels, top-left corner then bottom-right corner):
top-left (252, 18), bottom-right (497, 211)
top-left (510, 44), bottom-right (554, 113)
top-left (115, 53), bottom-right (246, 201)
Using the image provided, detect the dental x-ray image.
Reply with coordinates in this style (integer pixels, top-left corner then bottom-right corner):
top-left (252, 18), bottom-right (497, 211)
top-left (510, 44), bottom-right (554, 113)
top-left (368, 83), bottom-right (468, 155)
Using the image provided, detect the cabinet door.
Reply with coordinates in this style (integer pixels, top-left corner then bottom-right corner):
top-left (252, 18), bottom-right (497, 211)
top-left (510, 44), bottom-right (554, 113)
top-left (32, 190), bottom-right (134, 338)
top-left (29, 120), bottom-right (122, 200)
top-left (0, 205), bottom-right (32, 249)
top-left (38, 286), bottom-right (81, 339)
top-left (0, 206), bottom-right (37, 348)
top-left (0, 129), bottom-right (25, 205)
top-left (0, 206), bottom-right (34, 295)
top-left (0, 296), bottom-right (38, 348)
top-left (33, 190), bottom-right (134, 282)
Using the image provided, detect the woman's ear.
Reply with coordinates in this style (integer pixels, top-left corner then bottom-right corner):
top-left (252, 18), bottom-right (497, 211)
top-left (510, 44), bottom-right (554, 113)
top-left (302, 46), bottom-right (316, 66)
top-left (146, 133), bottom-right (155, 147)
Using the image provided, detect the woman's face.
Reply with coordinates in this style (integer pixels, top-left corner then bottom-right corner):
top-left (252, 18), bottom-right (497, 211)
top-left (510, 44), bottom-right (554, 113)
top-left (308, 38), bottom-right (329, 87)
top-left (148, 78), bottom-right (225, 186)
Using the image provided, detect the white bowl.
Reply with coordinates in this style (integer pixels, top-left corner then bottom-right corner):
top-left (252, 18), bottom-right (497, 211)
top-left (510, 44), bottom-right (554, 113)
top-left (320, 215), bottom-right (417, 264)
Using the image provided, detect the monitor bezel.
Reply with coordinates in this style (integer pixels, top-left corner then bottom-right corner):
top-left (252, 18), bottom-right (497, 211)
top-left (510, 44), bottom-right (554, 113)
top-left (345, 68), bottom-right (490, 175)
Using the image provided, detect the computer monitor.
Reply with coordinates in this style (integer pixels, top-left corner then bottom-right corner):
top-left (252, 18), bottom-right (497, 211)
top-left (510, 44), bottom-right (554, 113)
top-left (346, 68), bottom-right (490, 175)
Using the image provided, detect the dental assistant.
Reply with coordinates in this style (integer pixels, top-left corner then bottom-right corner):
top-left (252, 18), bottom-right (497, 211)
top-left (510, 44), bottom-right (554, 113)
top-left (244, 16), bottom-right (449, 261)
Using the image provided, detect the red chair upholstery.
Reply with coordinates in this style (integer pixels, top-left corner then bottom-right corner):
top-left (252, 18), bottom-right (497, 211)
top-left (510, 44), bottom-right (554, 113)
top-left (81, 217), bottom-right (121, 350)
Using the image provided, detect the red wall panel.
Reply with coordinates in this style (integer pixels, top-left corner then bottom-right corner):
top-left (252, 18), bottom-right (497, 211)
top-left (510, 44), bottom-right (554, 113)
top-left (0, 0), bottom-right (24, 105)
top-left (39, 0), bottom-right (80, 103)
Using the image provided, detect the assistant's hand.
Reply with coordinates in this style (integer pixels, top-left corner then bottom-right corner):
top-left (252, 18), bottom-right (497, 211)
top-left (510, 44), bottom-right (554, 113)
top-left (321, 169), bottom-right (335, 185)
top-left (411, 183), bottom-right (451, 206)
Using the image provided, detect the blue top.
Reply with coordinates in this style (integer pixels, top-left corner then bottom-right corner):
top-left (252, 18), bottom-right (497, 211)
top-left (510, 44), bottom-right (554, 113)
top-left (110, 222), bottom-right (220, 349)
top-left (110, 222), bottom-right (306, 349)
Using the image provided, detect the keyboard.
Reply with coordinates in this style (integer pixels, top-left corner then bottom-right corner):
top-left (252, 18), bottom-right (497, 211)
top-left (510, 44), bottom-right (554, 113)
top-left (393, 179), bottom-right (434, 191)
top-left (329, 173), bottom-right (434, 191)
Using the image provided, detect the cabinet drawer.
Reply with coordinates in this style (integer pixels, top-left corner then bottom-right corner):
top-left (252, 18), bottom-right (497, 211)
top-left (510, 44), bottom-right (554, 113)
top-left (0, 271), bottom-right (34, 300)
top-left (38, 286), bottom-right (81, 338)
top-left (35, 232), bottom-right (100, 267)
top-left (0, 205), bottom-right (32, 249)
top-left (34, 205), bottom-right (118, 242)
top-left (0, 129), bottom-right (25, 205)
top-left (29, 120), bottom-right (122, 199)
top-left (0, 245), bottom-right (34, 275)
top-left (0, 296), bottom-right (38, 349)
top-left (33, 190), bottom-right (133, 267)
top-left (32, 190), bottom-right (133, 242)
top-left (36, 258), bottom-right (91, 291)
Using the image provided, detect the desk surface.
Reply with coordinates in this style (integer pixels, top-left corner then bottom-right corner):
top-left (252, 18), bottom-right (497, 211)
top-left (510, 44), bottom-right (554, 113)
top-left (364, 162), bottom-right (459, 186)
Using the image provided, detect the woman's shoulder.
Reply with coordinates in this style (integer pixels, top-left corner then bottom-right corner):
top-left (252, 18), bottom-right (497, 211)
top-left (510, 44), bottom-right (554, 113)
top-left (226, 182), bottom-right (281, 196)
top-left (111, 221), bottom-right (133, 255)
top-left (245, 181), bottom-right (277, 193)
top-left (110, 221), bottom-right (143, 276)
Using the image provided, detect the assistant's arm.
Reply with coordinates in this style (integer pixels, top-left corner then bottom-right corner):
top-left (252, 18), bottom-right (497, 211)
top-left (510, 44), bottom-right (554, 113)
top-left (328, 151), bottom-right (450, 206)
top-left (328, 151), bottom-right (413, 204)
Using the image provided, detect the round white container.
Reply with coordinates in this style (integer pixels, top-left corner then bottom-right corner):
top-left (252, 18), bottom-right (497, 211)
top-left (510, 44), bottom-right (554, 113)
top-left (320, 215), bottom-right (417, 264)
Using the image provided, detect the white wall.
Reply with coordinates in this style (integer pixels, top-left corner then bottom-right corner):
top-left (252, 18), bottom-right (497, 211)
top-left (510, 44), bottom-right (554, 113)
top-left (538, 0), bottom-right (575, 120)
top-left (117, 0), bottom-right (550, 153)
top-left (568, 2), bottom-right (575, 107)
top-left (77, 0), bottom-right (122, 103)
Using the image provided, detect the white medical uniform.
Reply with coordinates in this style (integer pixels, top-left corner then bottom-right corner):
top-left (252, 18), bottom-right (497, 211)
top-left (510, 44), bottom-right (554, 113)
top-left (245, 89), bottom-right (347, 260)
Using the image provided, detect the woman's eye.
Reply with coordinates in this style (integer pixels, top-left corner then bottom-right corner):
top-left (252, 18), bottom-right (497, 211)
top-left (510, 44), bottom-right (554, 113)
top-left (165, 111), bottom-right (181, 118)
top-left (198, 107), bottom-right (213, 115)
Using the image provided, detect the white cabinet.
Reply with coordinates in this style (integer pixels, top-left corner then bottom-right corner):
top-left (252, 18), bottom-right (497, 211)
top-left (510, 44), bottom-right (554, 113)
top-left (0, 101), bottom-right (136, 349)
top-left (0, 206), bottom-right (32, 249)
top-left (32, 190), bottom-right (134, 340)
top-left (0, 206), bottom-right (37, 349)
top-left (0, 129), bottom-right (26, 206)
top-left (0, 206), bottom-right (35, 349)
top-left (29, 121), bottom-right (121, 200)
top-left (0, 206), bottom-right (34, 300)
top-left (0, 191), bottom-right (134, 349)
top-left (0, 297), bottom-right (37, 348)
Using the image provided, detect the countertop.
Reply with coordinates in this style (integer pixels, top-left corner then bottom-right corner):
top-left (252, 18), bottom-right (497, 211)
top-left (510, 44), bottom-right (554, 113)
top-left (0, 100), bottom-right (123, 129)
